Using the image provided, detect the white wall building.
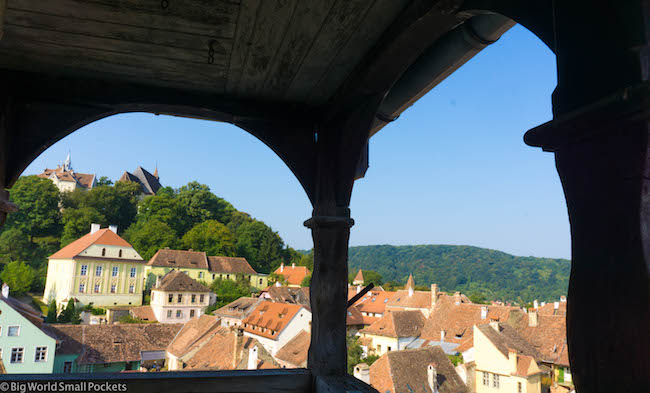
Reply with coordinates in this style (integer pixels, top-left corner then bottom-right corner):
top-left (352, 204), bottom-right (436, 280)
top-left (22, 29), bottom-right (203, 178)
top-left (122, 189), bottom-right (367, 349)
top-left (150, 270), bottom-right (214, 324)
top-left (241, 301), bottom-right (311, 356)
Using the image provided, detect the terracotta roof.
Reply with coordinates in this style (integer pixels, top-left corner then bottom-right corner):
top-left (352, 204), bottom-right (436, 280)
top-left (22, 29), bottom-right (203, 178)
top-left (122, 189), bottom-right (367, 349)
top-left (347, 306), bottom-right (365, 326)
top-left (353, 269), bottom-right (364, 283)
top-left (118, 166), bottom-right (161, 195)
top-left (477, 323), bottom-right (542, 360)
top-left (387, 290), bottom-right (434, 310)
top-left (537, 301), bottom-right (567, 316)
top-left (420, 296), bottom-right (521, 344)
top-left (208, 256), bottom-right (257, 274)
top-left (455, 337), bottom-right (473, 353)
top-left (512, 354), bottom-right (542, 377)
top-left (50, 324), bottom-right (182, 364)
top-left (154, 270), bottom-right (210, 292)
top-left (361, 310), bottom-right (426, 338)
top-left (350, 290), bottom-right (396, 315)
top-left (129, 305), bottom-right (156, 321)
top-left (369, 346), bottom-right (468, 393)
top-left (166, 315), bottom-right (221, 358)
top-left (184, 332), bottom-right (278, 371)
top-left (39, 167), bottom-right (95, 188)
top-left (265, 286), bottom-right (310, 306)
top-left (242, 301), bottom-right (305, 340)
top-left (274, 330), bottom-right (310, 368)
top-left (147, 249), bottom-right (209, 269)
top-left (213, 297), bottom-right (263, 319)
top-left (49, 228), bottom-right (135, 259)
top-left (509, 312), bottom-right (569, 366)
top-left (274, 265), bottom-right (310, 286)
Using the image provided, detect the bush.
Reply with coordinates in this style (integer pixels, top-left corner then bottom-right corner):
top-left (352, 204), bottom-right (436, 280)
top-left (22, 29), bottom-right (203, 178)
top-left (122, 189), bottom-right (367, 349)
top-left (118, 314), bottom-right (146, 324)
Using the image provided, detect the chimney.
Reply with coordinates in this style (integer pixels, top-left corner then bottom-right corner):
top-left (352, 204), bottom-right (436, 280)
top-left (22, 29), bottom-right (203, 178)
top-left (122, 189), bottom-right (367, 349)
top-left (354, 363), bottom-right (370, 384)
top-left (554, 302), bottom-right (559, 310)
top-left (490, 320), bottom-right (500, 331)
top-left (528, 310), bottom-right (538, 327)
top-left (247, 345), bottom-right (259, 370)
top-left (155, 275), bottom-right (161, 289)
top-left (280, 263), bottom-right (284, 273)
top-left (431, 284), bottom-right (438, 306)
top-left (427, 363), bottom-right (438, 392)
top-left (408, 285), bottom-right (414, 297)
top-left (533, 300), bottom-right (539, 309)
top-left (90, 223), bottom-right (101, 234)
top-left (108, 225), bottom-right (118, 234)
top-left (1, 283), bottom-right (9, 298)
top-left (508, 349), bottom-right (518, 372)
top-left (560, 296), bottom-right (567, 302)
top-left (440, 330), bottom-right (445, 342)
top-left (454, 291), bottom-right (461, 305)
top-left (357, 285), bottom-right (361, 294)
top-left (481, 306), bottom-right (488, 319)
top-left (292, 263), bottom-right (295, 269)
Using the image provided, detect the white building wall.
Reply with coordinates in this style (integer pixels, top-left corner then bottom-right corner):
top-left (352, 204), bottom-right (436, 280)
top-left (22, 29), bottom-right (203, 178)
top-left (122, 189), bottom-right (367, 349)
top-left (244, 308), bottom-right (311, 356)
top-left (150, 289), bottom-right (210, 324)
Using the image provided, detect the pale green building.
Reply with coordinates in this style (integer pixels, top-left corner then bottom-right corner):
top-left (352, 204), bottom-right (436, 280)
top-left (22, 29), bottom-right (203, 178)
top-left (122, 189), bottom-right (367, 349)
top-left (0, 285), bottom-right (57, 374)
top-left (144, 249), bottom-right (268, 290)
top-left (43, 224), bottom-right (146, 309)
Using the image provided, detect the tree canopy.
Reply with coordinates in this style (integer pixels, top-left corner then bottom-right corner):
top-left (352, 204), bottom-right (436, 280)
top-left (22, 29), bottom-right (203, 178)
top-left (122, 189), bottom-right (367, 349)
top-left (0, 261), bottom-right (35, 295)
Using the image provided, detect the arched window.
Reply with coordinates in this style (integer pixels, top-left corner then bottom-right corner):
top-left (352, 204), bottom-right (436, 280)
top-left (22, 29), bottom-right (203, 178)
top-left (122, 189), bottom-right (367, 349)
top-left (118, 250), bottom-right (122, 258)
top-left (101, 248), bottom-right (106, 256)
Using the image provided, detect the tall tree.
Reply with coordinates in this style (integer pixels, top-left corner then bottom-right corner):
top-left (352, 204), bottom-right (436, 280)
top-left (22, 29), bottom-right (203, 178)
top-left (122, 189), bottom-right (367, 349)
top-left (0, 228), bottom-right (32, 264)
top-left (177, 182), bottom-right (235, 230)
top-left (123, 219), bottom-right (177, 260)
top-left (6, 176), bottom-right (61, 241)
top-left (181, 220), bottom-right (236, 257)
top-left (210, 277), bottom-right (251, 308)
top-left (95, 176), bottom-right (113, 186)
top-left (0, 261), bottom-right (35, 295)
top-left (235, 220), bottom-right (286, 273)
top-left (84, 181), bottom-right (141, 230)
top-left (60, 207), bottom-right (104, 247)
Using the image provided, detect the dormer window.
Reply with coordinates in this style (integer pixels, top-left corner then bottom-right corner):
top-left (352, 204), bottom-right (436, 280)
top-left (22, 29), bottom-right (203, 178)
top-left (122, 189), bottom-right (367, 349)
top-left (118, 250), bottom-right (122, 258)
top-left (101, 248), bottom-right (106, 256)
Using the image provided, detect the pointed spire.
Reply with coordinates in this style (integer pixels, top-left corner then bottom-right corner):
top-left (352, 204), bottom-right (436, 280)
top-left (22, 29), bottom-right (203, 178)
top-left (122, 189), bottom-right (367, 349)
top-left (406, 274), bottom-right (415, 297)
top-left (153, 163), bottom-right (159, 179)
top-left (353, 269), bottom-right (364, 285)
top-left (64, 151), bottom-right (72, 172)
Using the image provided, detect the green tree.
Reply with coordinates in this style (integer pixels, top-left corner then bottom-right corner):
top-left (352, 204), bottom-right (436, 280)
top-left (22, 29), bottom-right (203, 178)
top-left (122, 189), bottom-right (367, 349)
top-left (6, 176), bottom-right (61, 241)
top-left (0, 261), bottom-right (34, 295)
top-left (268, 272), bottom-right (285, 286)
top-left (210, 277), bottom-right (251, 308)
top-left (84, 181), bottom-right (141, 230)
top-left (301, 274), bottom-right (311, 287)
top-left (135, 192), bottom-right (184, 234)
top-left (235, 220), bottom-right (286, 273)
top-left (96, 176), bottom-right (113, 186)
top-left (60, 207), bottom-right (104, 247)
top-left (182, 220), bottom-right (236, 257)
top-left (123, 219), bottom-right (177, 260)
top-left (58, 298), bottom-right (81, 324)
top-left (177, 182), bottom-right (236, 230)
top-left (45, 300), bottom-right (58, 323)
top-left (0, 228), bottom-right (32, 264)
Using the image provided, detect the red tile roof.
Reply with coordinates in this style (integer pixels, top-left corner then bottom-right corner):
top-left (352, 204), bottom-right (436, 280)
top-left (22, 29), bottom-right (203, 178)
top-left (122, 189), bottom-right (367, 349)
top-left (353, 269), bottom-right (364, 283)
top-left (275, 330), bottom-right (310, 368)
top-left (242, 301), bottom-right (305, 340)
top-left (361, 310), bottom-right (426, 338)
top-left (49, 229), bottom-right (135, 259)
top-left (147, 249), bottom-right (209, 269)
top-left (166, 315), bottom-right (221, 358)
top-left (184, 330), bottom-right (278, 371)
top-left (39, 167), bottom-right (95, 189)
top-left (510, 312), bottom-right (569, 366)
top-left (208, 256), bottom-right (257, 274)
top-left (274, 264), bottom-right (310, 286)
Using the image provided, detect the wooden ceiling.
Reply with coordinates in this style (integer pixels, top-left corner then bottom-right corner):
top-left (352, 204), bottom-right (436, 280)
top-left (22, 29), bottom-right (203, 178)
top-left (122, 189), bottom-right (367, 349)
top-left (0, 0), bottom-right (412, 104)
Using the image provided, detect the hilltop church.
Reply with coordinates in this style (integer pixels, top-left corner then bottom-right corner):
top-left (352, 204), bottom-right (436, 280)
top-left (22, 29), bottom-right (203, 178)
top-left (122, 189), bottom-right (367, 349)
top-left (37, 154), bottom-right (96, 193)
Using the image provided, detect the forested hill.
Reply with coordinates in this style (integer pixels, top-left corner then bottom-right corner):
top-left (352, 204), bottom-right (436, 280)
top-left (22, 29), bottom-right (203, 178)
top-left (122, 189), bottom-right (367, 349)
top-left (348, 244), bottom-right (570, 303)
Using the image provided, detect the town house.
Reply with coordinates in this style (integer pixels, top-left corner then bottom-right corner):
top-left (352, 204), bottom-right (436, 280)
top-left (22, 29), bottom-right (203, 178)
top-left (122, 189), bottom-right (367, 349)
top-left (273, 263), bottom-right (310, 287)
top-left (358, 310), bottom-right (426, 356)
top-left (242, 301), bottom-right (311, 356)
top-left (213, 297), bottom-right (263, 328)
top-left (43, 224), bottom-right (145, 308)
top-left (147, 270), bottom-right (214, 323)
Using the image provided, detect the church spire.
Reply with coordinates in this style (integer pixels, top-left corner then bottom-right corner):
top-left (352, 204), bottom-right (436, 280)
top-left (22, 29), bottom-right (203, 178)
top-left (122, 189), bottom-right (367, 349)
top-left (153, 164), bottom-right (159, 179)
top-left (406, 274), bottom-right (415, 297)
top-left (63, 152), bottom-right (72, 172)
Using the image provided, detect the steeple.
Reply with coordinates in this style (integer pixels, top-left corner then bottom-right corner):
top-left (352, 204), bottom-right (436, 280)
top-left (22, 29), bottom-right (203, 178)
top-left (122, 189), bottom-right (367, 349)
top-left (352, 269), bottom-right (364, 285)
top-left (406, 274), bottom-right (415, 297)
top-left (153, 164), bottom-right (159, 179)
top-left (63, 152), bottom-right (72, 172)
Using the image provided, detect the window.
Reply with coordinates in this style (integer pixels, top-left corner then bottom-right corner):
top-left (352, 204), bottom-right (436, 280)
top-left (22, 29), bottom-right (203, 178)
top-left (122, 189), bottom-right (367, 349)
top-left (199, 272), bottom-right (204, 279)
top-left (118, 250), bottom-right (122, 258)
top-left (35, 346), bottom-right (47, 362)
top-left (7, 326), bottom-right (20, 337)
top-left (518, 382), bottom-right (522, 393)
top-left (387, 346), bottom-right (392, 351)
top-left (112, 266), bottom-right (119, 277)
top-left (129, 284), bottom-right (135, 293)
top-left (11, 348), bottom-right (24, 363)
top-left (190, 310), bottom-right (195, 318)
top-left (200, 294), bottom-right (205, 303)
top-left (377, 344), bottom-right (381, 352)
top-left (94, 283), bottom-right (100, 293)
top-left (96, 265), bottom-right (103, 276)
top-left (259, 278), bottom-right (263, 285)
top-left (191, 294), bottom-right (196, 303)
top-left (176, 310), bottom-right (182, 318)
top-left (167, 310), bottom-right (172, 318)
top-left (130, 267), bottom-right (136, 278)
top-left (177, 294), bottom-right (182, 303)
top-left (79, 283), bottom-right (86, 293)
top-left (168, 294), bottom-right (173, 303)
top-left (493, 374), bottom-right (500, 388)
top-left (110, 284), bottom-right (117, 293)
top-left (80, 265), bottom-right (88, 276)
top-left (102, 248), bottom-right (106, 256)
top-left (212, 274), bottom-right (216, 280)
top-left (226, 274), bottom-right (230, 279)
top-left (483, 372), bottom-right (490, 386)
top-left (63, 361), bottom-right (73, 373)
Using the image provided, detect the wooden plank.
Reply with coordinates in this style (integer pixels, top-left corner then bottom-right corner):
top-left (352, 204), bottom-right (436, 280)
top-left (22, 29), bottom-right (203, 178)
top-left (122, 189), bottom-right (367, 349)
top-left (8, 0), bottom-right (236, 38)
top-left (0, 0), bottom-right (6, 40)
top-left (283, 0), bottom-right (376, 102)
top-left (0, 369), bottom-right (313, 393)
top-left (310, 0), bottom-right (411, 102)
top-left (6, 9), bottom-right (231, 53)
top-left (3, 23), bottom-right (229, 66)
top-left (259, 0), bottom-right (337, 98)
top-left (234, 0), bottom-right (299, 96)
top-left (226, 0), bottom-right (261, 93)
top-left (0, 38), bottom-right (226, 92)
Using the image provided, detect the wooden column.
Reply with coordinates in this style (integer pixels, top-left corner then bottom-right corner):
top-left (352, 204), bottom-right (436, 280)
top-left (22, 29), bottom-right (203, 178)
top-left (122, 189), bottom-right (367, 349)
top-left (524, 2), bottom-right (650, 391)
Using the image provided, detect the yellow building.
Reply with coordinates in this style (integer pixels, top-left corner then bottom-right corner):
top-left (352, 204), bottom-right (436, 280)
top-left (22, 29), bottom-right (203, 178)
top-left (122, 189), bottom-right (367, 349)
top-left (474, 322), bottom-right (544, 393)
top-left (43, 224), bottom-right (145, 308)
top-left (144, 249), bottom-right (268, 290)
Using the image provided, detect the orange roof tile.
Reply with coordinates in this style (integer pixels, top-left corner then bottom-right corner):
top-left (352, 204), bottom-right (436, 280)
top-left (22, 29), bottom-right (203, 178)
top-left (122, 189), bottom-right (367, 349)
top-left (361, 310), bottom-right (426, 338)
top-left (275, 330), bottom-right (310, 368)
top-left (49, 229), bottom-right (134, 259)
top-left (242, 301), bottom-right (305, 340)
top-left (274, 265), bottom-right (310, 286)
top-left (353, 269), bottom-right (364, 283)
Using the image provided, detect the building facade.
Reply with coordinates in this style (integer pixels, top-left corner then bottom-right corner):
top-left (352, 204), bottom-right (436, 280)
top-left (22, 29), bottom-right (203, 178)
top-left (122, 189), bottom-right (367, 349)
top-left (37, 154), bottom-right (96, 193)
top-left (43, 224), bottom-right (146, 308)
top-left (150, 270), bottom-right (213, 324)
top-left (242, 301), bottom-right (311, 356)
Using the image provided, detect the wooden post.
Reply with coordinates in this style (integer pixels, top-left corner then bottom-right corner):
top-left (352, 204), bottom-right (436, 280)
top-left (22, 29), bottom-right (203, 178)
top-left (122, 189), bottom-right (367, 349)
top-left (0, 0), bottom-right (6, 41)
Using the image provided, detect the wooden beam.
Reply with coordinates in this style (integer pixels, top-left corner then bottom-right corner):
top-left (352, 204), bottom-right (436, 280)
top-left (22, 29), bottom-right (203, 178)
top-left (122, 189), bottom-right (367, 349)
top-left (0, 0), bottom-right (5, 40)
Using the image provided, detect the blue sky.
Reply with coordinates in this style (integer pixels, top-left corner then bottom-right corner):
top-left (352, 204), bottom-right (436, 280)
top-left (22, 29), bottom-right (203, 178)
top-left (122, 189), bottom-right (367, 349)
top-left (23, 25), bottom-right (569, 259)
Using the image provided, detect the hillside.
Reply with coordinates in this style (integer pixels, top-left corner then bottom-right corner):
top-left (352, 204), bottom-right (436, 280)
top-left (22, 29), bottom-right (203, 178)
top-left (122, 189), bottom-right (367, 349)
top-left (347, 244), bottom-right (570, 303)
